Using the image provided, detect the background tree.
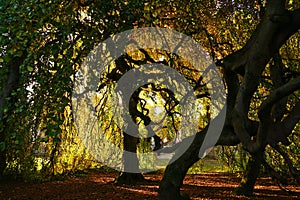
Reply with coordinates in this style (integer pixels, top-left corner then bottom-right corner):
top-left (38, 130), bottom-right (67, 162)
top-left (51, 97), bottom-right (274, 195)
top-left (0, 0), bottom-right (146, 179)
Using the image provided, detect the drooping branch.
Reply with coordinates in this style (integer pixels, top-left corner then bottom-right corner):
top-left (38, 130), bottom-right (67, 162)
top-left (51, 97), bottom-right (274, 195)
top-left (0, 54), bottom-right (26, 175)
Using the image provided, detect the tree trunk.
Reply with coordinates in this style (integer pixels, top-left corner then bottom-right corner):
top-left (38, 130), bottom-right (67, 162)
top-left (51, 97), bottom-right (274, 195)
top-left (158, 137), bottom-right (201, 200)
top-left (114, 85), bottom-right (148, 184)
top-left (159, 124), bottom-right (239, 200)
top-left (234, 154), bottom-right (261, 196)
top-left (114, 132), bottom-right (145, 184)
top-left (114, 172), bottom-right (145, 185)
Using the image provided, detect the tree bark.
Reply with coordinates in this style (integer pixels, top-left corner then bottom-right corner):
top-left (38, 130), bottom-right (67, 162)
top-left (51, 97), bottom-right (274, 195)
top-left (114, 89), bottom-right (146, 184)
top-left (158, 131), bottom-right (205, 200)
top-left (114, 132), bottom-right (145, 185)
top-left (234, 154), bottom-right (261, 196)
top-left (159, 123), bottom-right (239, 200)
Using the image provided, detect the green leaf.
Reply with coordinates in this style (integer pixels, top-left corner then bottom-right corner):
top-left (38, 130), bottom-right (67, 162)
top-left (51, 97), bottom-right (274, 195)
top-left (3, 55), bottom-right (11, 62)
top-left (40, 137), bottom-right (49, 143)
top-left (3, 107), bottom-right (8, 113)
top-left (0, 142), bottom-right (5, 151)
top-left (27, 66), bottom-right (34, 72)
top-left (15, 50), bottom-right (23, 57)
top-left (53, 137), bottom-right (61, 143)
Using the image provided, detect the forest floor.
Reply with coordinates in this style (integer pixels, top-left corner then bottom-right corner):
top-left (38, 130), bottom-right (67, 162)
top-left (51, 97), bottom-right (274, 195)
top-left (0, 171), bottom-right (300, 199)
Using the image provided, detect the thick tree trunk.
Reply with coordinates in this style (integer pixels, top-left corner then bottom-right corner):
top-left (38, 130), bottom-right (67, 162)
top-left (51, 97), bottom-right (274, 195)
top-left (158, 134), bottom-right (203, 200)
top-left (114, 83), bottom-right (147, 184)
top-left (234, 154), bottom-right (261, 196)
top-left (114, 132), bottom-right (145, 184)
top-left (159, 124), bottom-right (239, 200)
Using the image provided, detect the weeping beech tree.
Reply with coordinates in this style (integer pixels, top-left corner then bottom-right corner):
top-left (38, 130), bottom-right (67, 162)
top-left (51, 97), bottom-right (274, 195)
top-left (1, 0), bottom-right (300, 198)
top-left (159, 0), bottom-right (300, 199)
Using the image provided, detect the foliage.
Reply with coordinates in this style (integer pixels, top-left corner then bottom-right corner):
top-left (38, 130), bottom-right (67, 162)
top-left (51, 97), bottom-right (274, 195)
top-left (215, 145), bottom-right (248, 173)
top-left (0, 2), bottom-right (300, 193)
top-left (0, 0), bottom-right (146, 179)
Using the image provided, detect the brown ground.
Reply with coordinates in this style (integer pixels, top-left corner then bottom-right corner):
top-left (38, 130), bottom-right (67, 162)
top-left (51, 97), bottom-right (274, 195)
top-left (0, 172), bottom-right (299, 199)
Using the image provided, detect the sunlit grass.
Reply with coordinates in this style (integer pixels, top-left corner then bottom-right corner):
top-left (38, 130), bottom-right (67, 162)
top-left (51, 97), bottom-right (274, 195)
top-left (188, 158), bottom-right (228, 174)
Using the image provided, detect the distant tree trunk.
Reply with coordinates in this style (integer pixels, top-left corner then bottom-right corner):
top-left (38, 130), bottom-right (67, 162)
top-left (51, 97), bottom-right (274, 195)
top-left (114, 132), bottom-right (145, 184)
top-left (234, 154), bottom-right (261, 196)
top-left (114, 89), bottom-right (146, 184)
top-left (114, 83), bottom-right (166, 184)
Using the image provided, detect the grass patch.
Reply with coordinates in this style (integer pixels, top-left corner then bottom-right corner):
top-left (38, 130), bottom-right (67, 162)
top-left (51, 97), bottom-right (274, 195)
top-left (188, 158), bottom-right (228, 174)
